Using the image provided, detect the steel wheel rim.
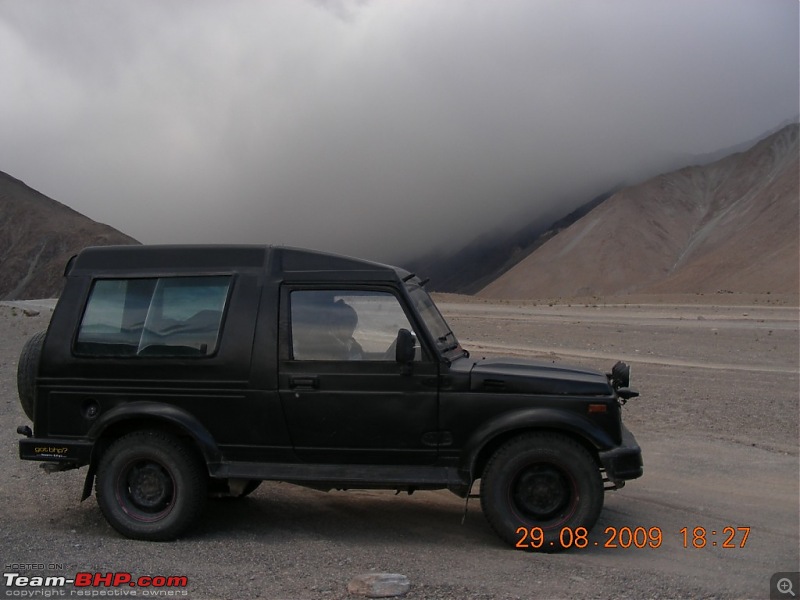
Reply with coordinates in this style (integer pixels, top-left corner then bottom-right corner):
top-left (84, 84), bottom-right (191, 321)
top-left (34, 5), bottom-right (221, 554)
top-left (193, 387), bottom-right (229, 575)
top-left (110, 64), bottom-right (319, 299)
top-left (510, 463), bottom-right (576, 523)
top-left (116, 459), bottom-right (176, 522)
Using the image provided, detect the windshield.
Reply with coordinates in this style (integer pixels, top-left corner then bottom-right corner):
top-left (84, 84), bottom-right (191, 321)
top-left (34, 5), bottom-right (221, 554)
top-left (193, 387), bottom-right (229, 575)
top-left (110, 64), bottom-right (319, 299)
top-left (406, 282), bottom-right (463, 356)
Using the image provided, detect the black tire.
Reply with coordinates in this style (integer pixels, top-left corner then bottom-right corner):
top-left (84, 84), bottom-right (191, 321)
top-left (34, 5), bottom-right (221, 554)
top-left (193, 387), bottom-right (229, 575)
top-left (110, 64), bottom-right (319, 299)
top-left (208, 478), bottom-right (261, 499)
top-left (17, 330), bottom-right (46, 421)
top-left (95, 431), bottom-right (207, 541)
top-left (480, 433), bottom-right (604, 552)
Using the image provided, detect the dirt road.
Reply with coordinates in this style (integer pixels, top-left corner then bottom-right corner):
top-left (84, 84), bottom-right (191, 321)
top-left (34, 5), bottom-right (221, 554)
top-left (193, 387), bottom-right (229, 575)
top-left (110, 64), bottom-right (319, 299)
top-left (1, 298), bottom-right (797, 599)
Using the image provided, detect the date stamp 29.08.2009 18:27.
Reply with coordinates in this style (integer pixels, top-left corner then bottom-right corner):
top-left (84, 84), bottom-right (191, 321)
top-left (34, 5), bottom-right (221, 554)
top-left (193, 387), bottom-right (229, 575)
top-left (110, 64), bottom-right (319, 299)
top-left (514, 525), bottom-right (751, 550)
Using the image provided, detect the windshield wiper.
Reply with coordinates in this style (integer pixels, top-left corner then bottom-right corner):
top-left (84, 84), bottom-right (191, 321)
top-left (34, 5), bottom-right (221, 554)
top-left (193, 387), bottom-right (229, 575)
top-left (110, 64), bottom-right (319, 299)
top-left (442, 342), bottom-right (470, 363)
top-left (439, 332), bottom-right (464, 354)
top-left (437, 331), bottom-right (454, 343)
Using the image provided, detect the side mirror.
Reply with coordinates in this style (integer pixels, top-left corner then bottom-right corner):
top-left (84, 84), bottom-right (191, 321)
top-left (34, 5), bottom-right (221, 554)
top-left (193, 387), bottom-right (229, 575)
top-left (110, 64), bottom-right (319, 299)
top-left (395, 328), bottom-right (416, 364)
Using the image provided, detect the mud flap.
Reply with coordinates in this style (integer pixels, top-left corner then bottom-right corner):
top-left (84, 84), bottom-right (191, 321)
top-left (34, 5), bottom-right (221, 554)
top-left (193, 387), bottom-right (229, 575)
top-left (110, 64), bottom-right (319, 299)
top-left (81, 463), bottom-right (96, 501)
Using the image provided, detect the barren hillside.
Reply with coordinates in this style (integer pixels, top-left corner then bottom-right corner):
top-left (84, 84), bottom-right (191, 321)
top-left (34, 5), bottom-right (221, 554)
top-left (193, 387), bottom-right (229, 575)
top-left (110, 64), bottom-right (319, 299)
top-left (0, 171), bottom-right (138, 299)
top-left (479, 124), bottom-right (799, 299)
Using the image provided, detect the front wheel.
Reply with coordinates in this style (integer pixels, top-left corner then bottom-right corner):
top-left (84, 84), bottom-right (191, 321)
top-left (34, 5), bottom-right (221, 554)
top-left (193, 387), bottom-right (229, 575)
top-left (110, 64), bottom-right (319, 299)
top-left (96, 431), bottom-right (207, 541)
top-left (480, 433), bottom-right (603, 551)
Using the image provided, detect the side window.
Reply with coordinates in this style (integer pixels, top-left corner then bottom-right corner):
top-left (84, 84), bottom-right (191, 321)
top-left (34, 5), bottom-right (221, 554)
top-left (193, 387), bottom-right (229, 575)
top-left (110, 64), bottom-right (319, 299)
top-left (75, 276), bottom-right (231, 357)
top-left (290, 290), bottom-right (422, 361)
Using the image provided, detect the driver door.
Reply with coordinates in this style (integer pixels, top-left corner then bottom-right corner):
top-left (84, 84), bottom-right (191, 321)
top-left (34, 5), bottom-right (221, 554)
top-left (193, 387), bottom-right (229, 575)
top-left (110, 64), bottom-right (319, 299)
top-left (277, 287), bottom-right (439, 465)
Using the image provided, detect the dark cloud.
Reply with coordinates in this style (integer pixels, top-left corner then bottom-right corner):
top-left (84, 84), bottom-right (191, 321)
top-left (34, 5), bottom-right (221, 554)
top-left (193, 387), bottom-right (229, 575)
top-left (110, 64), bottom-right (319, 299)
top-left (0, 0), bottom-right (797, 264)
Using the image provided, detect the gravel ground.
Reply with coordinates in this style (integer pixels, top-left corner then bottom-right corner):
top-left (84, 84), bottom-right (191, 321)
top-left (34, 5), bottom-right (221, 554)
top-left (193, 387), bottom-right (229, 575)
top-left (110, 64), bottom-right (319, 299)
top-left (1, 296), bottom-right (797, 599)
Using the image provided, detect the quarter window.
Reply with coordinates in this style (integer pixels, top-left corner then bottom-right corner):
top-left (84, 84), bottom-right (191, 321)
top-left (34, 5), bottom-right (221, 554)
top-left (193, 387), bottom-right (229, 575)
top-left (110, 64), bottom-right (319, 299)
top-left (76, 276), bottom-right (231, 357)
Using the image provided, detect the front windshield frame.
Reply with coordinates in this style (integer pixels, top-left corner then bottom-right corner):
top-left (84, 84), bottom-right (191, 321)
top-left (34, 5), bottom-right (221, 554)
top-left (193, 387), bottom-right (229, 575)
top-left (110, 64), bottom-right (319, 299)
top-left (405, 281), bottom-right (464, 359)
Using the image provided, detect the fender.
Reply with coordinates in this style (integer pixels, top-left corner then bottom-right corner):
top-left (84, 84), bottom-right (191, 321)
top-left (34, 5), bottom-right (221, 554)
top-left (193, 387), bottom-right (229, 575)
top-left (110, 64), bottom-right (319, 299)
top-left (460, 407), bottom-right (616, 475)
top-left (80, 401), bottom-right (222, 502)
top-left (86, 401), bottom-right (222, 466)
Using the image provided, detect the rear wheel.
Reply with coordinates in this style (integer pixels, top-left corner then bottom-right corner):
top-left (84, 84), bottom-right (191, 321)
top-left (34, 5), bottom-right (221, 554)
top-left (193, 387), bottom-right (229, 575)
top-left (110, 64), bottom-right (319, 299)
top-left (480, 433), bottom-right (603, 551)
top-left (96, 431), bottom-right (207, 541)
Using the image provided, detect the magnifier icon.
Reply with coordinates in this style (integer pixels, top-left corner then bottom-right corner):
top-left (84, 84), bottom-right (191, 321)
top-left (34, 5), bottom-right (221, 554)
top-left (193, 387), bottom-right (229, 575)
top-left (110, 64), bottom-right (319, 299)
top-left (778, 578), bottom-right (796, 597)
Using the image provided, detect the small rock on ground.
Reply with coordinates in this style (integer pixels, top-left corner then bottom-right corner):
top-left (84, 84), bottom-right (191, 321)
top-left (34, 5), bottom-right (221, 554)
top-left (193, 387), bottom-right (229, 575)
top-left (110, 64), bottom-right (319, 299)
top-left (347, 573), bottom-right (410, 598)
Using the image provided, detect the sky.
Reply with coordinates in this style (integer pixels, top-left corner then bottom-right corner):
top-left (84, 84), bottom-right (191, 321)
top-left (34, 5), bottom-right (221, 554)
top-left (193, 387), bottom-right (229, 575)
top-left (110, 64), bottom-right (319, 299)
top-left (0, 0), bottom-right (797, 264)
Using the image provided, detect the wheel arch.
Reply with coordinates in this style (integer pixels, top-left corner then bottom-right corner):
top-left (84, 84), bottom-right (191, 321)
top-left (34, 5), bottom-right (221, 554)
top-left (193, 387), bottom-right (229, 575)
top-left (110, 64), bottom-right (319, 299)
top-left (462, 408), bottom-right (611, 482)
top-left (81, 402), bottom-right (221, 501)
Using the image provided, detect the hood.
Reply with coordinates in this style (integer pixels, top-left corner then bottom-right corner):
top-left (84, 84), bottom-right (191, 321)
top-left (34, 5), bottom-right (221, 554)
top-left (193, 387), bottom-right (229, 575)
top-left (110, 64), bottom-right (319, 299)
top-left (469, 357), bottom-right (613, 396)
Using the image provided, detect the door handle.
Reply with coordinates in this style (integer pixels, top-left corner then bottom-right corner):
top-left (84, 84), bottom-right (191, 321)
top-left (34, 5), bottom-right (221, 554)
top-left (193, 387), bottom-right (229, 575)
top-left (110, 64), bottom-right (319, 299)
top-left (289, 376), bottom-right (319, 390)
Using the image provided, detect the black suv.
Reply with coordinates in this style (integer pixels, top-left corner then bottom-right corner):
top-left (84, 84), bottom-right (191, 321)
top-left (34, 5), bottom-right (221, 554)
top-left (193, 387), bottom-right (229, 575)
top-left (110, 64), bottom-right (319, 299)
top-left (16, 245), bottom-right (642, 548)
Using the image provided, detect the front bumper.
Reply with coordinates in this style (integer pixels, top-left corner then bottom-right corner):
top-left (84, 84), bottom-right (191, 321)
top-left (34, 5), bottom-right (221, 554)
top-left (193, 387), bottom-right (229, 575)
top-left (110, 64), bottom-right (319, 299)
top-left (598, 424), bottom-right (643, 482)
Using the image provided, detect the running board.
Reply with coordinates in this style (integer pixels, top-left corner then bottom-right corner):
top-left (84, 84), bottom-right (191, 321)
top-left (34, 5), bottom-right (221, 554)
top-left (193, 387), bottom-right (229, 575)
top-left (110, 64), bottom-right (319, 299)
top-left (211, 461), bottom-right (464, 488)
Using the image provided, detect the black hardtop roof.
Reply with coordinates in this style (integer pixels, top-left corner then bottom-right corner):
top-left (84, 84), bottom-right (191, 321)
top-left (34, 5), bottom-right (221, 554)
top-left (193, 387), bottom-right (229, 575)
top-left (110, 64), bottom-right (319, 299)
top-left (68, 245), bottom-right (410, 280)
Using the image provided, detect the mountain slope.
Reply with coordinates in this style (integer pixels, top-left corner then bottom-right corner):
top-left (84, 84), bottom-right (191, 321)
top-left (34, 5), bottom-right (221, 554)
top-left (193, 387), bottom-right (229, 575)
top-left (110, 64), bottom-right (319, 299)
top-left (0, 171), bottom-right (139, 299)
top-left (402, 191), bottom-right (612, 294)
top-left (479, 124), bottom-right (799, 299)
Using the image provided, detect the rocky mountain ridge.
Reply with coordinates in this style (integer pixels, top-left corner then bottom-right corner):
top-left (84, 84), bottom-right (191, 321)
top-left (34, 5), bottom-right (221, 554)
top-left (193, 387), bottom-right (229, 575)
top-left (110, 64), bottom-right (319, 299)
top-left (402, 191), bottom-right (612, 294)
top-left (479, 124), bottom-right (799, 299)
top-left (0, 171), bottom-right (139, 299)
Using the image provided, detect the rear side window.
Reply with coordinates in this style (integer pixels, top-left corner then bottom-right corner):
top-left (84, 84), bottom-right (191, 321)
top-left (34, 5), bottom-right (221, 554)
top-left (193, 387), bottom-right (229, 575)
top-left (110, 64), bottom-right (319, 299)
top-left (75, 276), bottom-right (232, 357)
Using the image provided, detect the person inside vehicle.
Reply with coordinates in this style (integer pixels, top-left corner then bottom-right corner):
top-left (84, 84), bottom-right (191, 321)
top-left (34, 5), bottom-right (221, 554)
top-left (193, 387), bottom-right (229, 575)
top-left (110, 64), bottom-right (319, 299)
top-left (323, 299), bottom-right (363, 360)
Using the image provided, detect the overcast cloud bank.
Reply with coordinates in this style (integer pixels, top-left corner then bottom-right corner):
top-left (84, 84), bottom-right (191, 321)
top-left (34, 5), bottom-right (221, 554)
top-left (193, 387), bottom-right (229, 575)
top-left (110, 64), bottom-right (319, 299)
top-left (1, 0), bottom-right (797, 263)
